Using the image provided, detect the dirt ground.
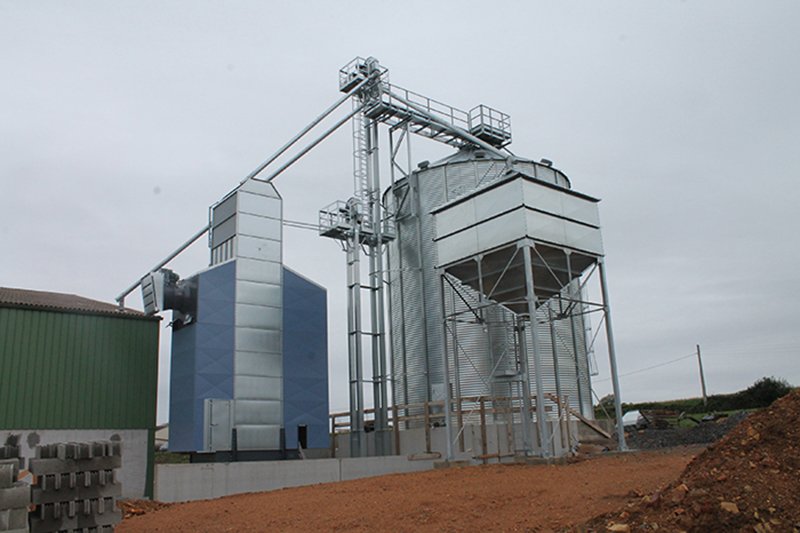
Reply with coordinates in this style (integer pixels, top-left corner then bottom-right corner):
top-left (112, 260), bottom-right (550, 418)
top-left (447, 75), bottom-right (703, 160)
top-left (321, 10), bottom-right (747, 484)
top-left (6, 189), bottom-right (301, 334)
top-left (584, 389), bottom-right (800, 532)
top-left (119, 447), bottom-right (699, 533)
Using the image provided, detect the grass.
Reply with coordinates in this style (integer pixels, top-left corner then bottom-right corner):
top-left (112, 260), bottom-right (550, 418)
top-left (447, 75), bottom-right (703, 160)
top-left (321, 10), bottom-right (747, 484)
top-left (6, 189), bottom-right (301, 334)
top-left (155, 451), bottom-right (190, 464)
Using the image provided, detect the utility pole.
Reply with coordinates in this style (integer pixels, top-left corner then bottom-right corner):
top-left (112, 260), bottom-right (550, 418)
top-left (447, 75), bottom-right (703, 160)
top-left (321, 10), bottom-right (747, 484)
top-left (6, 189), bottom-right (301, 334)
top-left (696, 344), bottom-right (708, 408)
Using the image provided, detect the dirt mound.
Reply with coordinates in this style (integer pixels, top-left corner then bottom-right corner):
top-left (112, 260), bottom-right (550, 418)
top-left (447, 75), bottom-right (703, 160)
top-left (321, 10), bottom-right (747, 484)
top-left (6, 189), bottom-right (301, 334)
top-left (583, 390), bottom-right (800, 532)
top-left (624, 412), bottom-right (749, 450)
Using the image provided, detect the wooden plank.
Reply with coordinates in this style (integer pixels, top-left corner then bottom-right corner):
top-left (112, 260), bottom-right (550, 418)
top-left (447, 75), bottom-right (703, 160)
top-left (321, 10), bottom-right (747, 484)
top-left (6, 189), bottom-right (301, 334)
top-left (546, 393), bottom-right (611, 440)
top-left (570, 410), bottom-right (611, 440)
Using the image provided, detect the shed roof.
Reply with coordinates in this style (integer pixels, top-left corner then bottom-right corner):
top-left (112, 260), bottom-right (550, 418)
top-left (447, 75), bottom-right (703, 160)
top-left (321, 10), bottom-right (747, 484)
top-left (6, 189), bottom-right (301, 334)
top-left (0, 286), bottom-right (157, 320)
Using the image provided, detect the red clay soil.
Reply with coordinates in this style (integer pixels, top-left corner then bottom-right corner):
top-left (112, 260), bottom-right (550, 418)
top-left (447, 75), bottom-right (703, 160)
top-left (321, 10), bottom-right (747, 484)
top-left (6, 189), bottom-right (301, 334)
top-left (118, 448), bottom-right (698, 533)
top-left (582, 389), bottom-right (800, 533)
top-left (117, 499), bottom-right (173, 519)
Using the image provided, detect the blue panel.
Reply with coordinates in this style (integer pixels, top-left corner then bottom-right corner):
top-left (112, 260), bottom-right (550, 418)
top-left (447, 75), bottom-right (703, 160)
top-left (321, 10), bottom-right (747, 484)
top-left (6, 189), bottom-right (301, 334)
top-left (168, 318), bottom-right (197, 452)
top-left (282, 267), bottom-right (329, 450)
top-left (168, 261), bottom-right (236, 452)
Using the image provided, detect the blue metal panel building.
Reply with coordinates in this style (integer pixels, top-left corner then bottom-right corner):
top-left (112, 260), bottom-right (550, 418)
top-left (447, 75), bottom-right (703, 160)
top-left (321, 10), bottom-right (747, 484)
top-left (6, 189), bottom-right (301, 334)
top-left (168, 261), bottom-right (236, 452)
top-left (168, 263), bottom-right (328, 455)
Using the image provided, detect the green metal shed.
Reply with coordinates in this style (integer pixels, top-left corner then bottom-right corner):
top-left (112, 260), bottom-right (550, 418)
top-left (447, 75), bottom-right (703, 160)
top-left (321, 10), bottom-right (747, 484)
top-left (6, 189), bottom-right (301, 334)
top-left (0, 287), bottom-right (160, 498)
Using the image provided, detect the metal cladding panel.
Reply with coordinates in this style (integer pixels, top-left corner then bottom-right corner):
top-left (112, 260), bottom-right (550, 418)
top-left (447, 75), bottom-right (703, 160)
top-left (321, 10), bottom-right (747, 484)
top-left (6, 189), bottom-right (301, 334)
top-left (436, 197), bottom-right (477, 237)
top-left (233, 400), bottom-right (282, 425)
top-left (522, 184), bottom-right (601, 227)
top-left (235, 303), bottom-right (282, 329)
top-left (235, 328), bottom-right (282, 354)
top-left (236, 425), bottom-right (280, 450)
top-left (282, 268), bottom-right (329, 450)
top-left (236, 279), bottom-right (282, 308)
top-left (235, 350), bottom-right (282, 377)
top-left (433, 177), bottom-right (603, 267)
top-left (211, 216), bottom-right (236, 249)
top-left (236, 259), bottom-right (283, 287)
top-left (0, 307), bottom-right (159, 430)
top-left (237, 235), bottom-right (281, 262)
top-left (231, 180), bottom-right (283, 451)
top-left (234, 375), bottom-right (282, 400)
top-left (525, 210), bottom-right (604, 256)
top-left (213, 194), bottom-right (238, 226)
top-left (237, 213), bottom-right (282, 241)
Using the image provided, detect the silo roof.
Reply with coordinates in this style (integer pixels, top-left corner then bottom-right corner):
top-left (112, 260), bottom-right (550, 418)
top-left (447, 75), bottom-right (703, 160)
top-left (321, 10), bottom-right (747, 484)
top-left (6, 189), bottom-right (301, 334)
top-left (0, 286), bottom-right (158, 320)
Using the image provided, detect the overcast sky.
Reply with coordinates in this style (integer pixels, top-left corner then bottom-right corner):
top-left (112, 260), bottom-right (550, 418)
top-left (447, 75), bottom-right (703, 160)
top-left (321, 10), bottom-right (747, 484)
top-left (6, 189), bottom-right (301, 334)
top-left (2, 1), bottom-right (798, 423)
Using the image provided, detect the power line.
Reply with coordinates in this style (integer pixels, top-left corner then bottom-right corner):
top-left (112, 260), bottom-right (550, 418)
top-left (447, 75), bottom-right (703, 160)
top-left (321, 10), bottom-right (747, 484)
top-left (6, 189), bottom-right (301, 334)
top-left (594, 352), bottom-right (696, 383)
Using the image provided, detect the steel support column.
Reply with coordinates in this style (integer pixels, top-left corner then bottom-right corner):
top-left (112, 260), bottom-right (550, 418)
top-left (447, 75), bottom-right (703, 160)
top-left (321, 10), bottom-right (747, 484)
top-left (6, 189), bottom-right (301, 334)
top-left (548, 306), bottom-right (563, 418)
top-left (439, 274), bottom-right (455, 462)
top-left (346, 218), bottom-right (366, 456)
top-left (565, 251), bottom-right (585, 415)
top-left (515, 317), bottom-right (534, 455)
top-left (521, 243), bottom-right (551, 457)
top-left (367, 118), bottom-right (389, 455)
top-left (597, 258), bottom-right (627, 451)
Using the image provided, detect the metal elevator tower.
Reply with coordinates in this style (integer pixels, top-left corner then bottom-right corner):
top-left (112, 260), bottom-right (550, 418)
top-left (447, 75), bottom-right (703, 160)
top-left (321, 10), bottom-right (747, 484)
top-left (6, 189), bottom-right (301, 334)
top-left (319, 57), bottom-right (519, 456)
top-left (319, 58), bottom-right (394, 456)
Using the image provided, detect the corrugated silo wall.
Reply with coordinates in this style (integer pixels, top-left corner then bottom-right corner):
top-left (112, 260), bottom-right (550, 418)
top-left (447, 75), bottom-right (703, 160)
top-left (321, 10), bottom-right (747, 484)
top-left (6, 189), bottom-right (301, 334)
top-left (388, 156), bottom-right (594, 426)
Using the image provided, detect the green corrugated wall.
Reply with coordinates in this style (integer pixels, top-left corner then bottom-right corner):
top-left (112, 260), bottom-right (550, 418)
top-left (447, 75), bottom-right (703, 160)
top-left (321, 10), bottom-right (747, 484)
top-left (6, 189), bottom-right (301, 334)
top-left (0, 307), bottom-right (159, 430)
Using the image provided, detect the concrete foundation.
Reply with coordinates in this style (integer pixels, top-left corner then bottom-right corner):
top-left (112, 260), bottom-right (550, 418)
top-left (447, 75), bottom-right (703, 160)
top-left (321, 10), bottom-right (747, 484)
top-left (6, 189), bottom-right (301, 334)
top-left (154, 455), bottom-right (440, 503)
top-left (333, 420), bottom-right (581, 461)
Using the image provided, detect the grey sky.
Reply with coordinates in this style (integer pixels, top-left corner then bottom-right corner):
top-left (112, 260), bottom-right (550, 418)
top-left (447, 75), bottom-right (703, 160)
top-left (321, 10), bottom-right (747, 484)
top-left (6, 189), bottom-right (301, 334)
top-left (2, 1), bottom-right (798, 423)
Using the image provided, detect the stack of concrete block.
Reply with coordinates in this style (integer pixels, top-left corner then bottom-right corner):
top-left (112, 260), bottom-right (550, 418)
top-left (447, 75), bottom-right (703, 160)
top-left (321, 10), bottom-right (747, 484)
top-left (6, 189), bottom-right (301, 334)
top-left (28, 442), bottom-right (121, 533)
top-left (0, 443), bottom-right (29, 533)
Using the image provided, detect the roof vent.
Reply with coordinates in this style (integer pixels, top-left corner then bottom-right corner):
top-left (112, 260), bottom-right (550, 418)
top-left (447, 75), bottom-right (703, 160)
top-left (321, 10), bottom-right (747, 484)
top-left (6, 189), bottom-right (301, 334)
top-left (418, 160), bottom-right (430, 169)
top-left (540, 158), bottom-right (553, 167)
top-left (474, 150), bottom-right (487, 159)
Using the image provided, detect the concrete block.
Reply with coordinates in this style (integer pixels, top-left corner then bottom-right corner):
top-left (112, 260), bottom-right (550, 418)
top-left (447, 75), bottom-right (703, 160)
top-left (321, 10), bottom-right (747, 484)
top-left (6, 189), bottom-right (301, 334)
top-left (0, 460), bottom-right (20, 482)
top-left (0, 446), bottom-right (19, 461)
top-left (32, 481), bottom-right (121, 505)
top-left (0, 507), bottom-right (28, 530)
top-left (28, 455), bottom-right (121, 476)
top-left (0, 466), bottom-right (13, 490)
top-left (0, 483), bottom-right (29, 510)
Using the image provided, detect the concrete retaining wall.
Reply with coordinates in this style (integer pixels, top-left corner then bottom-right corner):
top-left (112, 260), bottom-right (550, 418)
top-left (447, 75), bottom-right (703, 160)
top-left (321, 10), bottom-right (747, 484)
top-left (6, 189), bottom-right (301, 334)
top-left (155, 455), bottom-right (439, 503)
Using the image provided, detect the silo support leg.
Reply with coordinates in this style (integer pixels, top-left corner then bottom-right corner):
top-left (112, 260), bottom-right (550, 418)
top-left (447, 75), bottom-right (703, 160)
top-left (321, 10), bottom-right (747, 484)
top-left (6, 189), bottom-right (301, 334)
top-left (522, 243), bottom-right (551, 457)
top-left (439, 274), bottom-right (455, 462)
top-left (597, 259), bottom-right (627, 451)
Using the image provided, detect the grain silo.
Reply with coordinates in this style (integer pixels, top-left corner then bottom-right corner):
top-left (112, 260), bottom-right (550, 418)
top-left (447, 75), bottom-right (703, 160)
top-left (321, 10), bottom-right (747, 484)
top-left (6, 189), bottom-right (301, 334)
top-left (313, 57), bottom-right (626, 459)
top-left (386, 147), bottom-right (612, 458)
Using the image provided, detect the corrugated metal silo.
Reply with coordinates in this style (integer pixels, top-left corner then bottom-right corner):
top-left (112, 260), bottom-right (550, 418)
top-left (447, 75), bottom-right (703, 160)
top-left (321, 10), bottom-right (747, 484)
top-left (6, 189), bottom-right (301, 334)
top-left (387, 148), bottom-right (595, 431)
